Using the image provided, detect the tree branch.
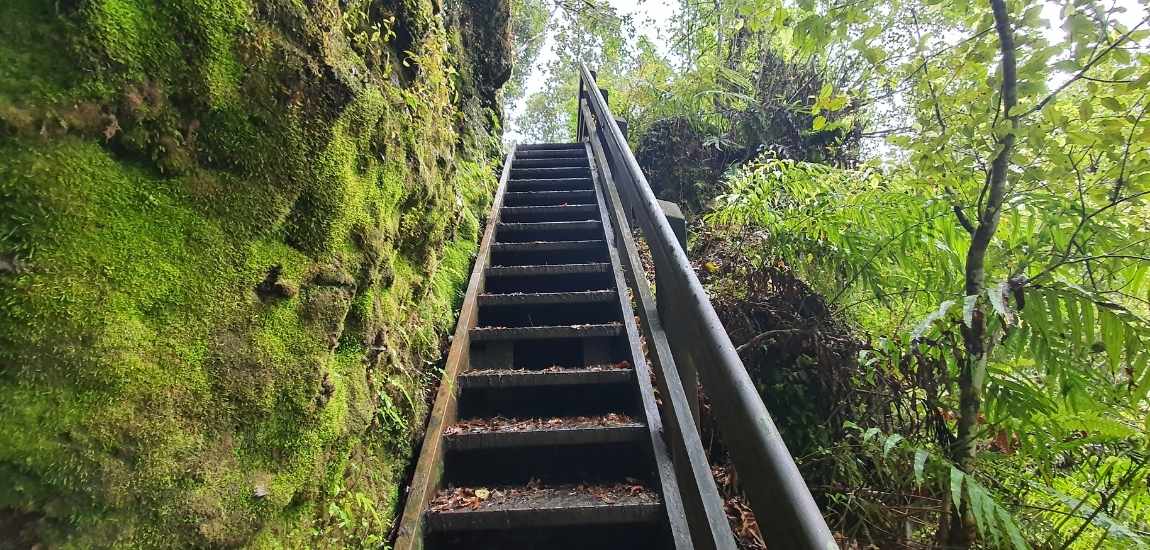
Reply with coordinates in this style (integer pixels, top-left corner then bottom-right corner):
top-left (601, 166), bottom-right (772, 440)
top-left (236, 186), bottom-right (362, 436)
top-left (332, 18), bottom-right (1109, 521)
top-left (1019, 15), bottom-right (1150, 119)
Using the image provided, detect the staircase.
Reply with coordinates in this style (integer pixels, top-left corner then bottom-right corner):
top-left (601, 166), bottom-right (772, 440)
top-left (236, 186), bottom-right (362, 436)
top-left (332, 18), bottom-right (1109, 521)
top-left (396, 64), bottom-right (838, 550)
top-left (394, 142), bottom-right (690, 549)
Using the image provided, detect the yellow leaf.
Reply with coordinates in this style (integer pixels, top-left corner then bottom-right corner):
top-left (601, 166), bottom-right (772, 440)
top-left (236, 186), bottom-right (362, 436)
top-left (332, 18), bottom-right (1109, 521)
top-left (475, 488), bottom-right (490, 500)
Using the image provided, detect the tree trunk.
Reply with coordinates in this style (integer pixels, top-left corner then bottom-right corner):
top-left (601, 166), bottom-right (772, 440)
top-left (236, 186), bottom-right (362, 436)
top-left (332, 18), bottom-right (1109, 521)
top-left (947, 0), bottom-right (1019, 545)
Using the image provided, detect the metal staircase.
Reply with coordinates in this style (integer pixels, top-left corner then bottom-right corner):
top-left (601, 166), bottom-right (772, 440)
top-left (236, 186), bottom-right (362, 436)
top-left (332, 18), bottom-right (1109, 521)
top-left (395, 142), bottom-right (690, 549)
top-left (394, 65), bottom-right (838, 550)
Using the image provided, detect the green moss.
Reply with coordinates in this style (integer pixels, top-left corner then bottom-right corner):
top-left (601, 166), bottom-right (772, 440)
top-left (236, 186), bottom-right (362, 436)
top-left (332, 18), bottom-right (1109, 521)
top-left (0, 0), bottom-right (505, 546)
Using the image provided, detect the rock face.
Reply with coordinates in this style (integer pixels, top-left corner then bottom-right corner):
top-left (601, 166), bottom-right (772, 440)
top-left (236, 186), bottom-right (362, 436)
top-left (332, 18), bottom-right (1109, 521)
top-left (0, 0), bottom-right (510, 546)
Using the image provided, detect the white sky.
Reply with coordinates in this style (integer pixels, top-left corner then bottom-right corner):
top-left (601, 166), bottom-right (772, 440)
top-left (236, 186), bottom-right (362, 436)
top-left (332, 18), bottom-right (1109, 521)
top-left (504, 0), bottom-right (1149, 143)
top-left (504, 0), bottom-right (680, 140)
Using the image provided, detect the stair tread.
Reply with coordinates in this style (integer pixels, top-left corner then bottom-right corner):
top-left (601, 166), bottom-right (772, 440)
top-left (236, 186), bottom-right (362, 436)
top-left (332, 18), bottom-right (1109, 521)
top-left (477, 290), bottom-right (615, 305)
top-left (507, 177), bottom-right (592, 184)
top-left (427, 483), bottom-right (662, 531)
top-left (485, 263), bottom-right (610, 277)
top-left (511, 168), bottom-right (591, 178)
top-left (503, 190), bottom-right (595, 201)
top-left (513, 159), bottom-right (590, 168)
top-left (516, 142), bottom-right (584, 150)
top-left (460, 364), bottom-right (633, 387)
top-left (469, 323), bottom-right (623, 341)
top-left (491, 240), bottom-right (605, 252)
top-left (498, 221), bottom-right (601, 230)
top-left (515, 151), bottom-right (587, 160)
top-left (444, 414), bottom-right (644, 450)
top-left (502, 204), bottom-right (597, 213)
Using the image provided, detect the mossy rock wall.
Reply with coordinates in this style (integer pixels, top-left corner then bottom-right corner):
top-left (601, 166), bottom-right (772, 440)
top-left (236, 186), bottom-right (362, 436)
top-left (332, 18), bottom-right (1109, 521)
top-left (0, 0), bottom-right (510, 547)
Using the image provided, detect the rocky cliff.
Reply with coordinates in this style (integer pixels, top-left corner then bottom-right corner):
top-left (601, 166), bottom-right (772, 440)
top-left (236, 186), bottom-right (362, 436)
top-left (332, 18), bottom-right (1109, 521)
top-left (0, 0), bottom-right (509, 546)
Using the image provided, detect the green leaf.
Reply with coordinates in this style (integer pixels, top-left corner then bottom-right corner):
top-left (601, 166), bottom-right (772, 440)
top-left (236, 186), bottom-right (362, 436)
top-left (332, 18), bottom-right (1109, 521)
top-left (1044, 292), bottom-right (1064, 335)
top-left (914, 449), bottom-right (929, 486)
top-left (1078, 100), bottom-right (1093, 122)
top-left (882, 433), bottom-right (904, 457)
top-left (812, 115), bottom-right (827, 131)
top-left (966, 481), bottom-right (989, 537)
top-left (1101, 310), bottom-right (1124, 370)
top-left (997, 506), bottom-right (1028, 550)
top-left (950, 467), bottom-right (965, 511)
top-left (1100, 97), bottom-right (1125, 112)
top-left (1065, 297), bottom-right (1082, 349)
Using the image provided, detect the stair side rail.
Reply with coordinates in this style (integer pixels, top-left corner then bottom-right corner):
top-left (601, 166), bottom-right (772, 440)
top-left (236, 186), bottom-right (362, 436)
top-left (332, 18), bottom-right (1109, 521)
top-left (577, 63), bottom-right (838, 550)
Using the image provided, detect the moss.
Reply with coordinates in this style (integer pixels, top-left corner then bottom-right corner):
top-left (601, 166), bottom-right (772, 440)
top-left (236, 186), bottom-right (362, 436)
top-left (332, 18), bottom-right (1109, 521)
top-left (0, 0), bottom-right (508, 546)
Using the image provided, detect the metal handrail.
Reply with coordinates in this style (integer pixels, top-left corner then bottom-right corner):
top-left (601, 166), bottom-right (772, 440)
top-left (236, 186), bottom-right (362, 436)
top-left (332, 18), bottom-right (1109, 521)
top-left (578, 63), bottom-right (838, 550)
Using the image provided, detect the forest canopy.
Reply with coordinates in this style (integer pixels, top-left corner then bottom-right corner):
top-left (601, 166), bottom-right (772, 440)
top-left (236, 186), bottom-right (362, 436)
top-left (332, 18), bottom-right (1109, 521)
top-left (511, 0), bottom-right (1150, 547)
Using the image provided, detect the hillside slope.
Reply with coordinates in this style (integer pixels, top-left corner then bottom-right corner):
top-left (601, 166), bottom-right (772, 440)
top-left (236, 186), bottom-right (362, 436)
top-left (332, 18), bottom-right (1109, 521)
top-left (0, 0), bottom-right (509, 546)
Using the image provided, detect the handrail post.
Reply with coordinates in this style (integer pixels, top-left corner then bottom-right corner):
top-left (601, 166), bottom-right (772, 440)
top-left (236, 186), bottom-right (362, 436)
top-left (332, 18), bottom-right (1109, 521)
top-left (655, 199), bottom-right (697, 423)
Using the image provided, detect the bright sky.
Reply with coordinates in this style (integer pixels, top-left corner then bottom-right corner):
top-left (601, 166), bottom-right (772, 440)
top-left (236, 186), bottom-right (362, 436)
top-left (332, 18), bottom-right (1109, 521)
top-left (504, 0), bottom-right (680, 140)
top-left (504, 0), bottom-right (1149, 142)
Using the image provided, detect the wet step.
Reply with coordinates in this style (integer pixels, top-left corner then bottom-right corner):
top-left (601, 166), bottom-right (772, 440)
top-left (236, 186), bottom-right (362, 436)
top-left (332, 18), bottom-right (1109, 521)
top-left (478, 297), bottom-right (620, 328)
top-left (485, 263), bottom-right (610, 278)
top-left (503, 190), bottom-right (596, 206)
top-left (511, 166), bottom-right (592, 179)
top-left (477, 289), bottom-right (616, 306)
top-left (501, 204), bottom-right (599, 223)
top-left (443, 414), bottom-right (645, 450)
top-left (469, 323), bottom-right (623, 342)
top-left (427, 523), bottom-right (666, 550)
top-left (490, 240), bottom-right (608, 266)
top-left (513, 157), bottom-right (589, 169)
top-left (427, 483), bottom-right (662, 532)
top-left (508, 178), bottom-right (593, 192)
top-left (514, 149), bottom-right (587, 160)
top-left (516, 142), bottom-right (584, 152)
top-left (459, 364), bottom-right (633, 388)
top-left (456, 369), bottom-right (637, 419)
top-left (441, 416), bottom-right (652, 485)
top-left (496, 221), bottom-right (603, 243)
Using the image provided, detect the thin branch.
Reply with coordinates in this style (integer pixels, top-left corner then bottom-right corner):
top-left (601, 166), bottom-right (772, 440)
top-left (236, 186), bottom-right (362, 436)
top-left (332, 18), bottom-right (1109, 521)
top-left (1019, 15), bottom-right (1150, 119)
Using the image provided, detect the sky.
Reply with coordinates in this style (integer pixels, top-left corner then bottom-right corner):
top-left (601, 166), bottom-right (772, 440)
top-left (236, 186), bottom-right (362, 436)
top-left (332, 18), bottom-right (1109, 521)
top-left (504, 0), bottom-right (680, 140)
top-left (504, 0), bottom-right (1149, 142)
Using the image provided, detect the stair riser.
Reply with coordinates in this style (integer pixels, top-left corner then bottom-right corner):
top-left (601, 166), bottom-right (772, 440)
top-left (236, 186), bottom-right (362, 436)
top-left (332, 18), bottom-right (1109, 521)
top-left (507, 179), bottom-right (594, 192)
top-left (500, 205), bottom-right (599, 223)
top-left (427, 523), bottom-right (666, 550)
top-left (456, 381), bottom-right (638, 420)
top-left (490, 247), bottom-right (609, 267)
top-left (477, 301), bottom-right (620, 328)
top-left (443, 441), bottom-right (652, 486)
top-left (512, 167), bottom-right (592, 179)
top-left (502, 191), bottom-right (596, 207)
top-left (513, 158), bottom-right (590, 168)
top-left (483, 272), bottom-right (614, 294)
top-left (514, 149), bottom-right (589, 160)
top-left (515, 142), bottom-right (584, 152)
top-left (495, 228), bottom-right (603, 244)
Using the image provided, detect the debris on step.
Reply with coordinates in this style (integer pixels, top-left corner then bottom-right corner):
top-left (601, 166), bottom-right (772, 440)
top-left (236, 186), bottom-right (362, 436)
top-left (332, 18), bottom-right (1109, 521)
top-left (429, 481), bottom-right (659, 512)
top-left (445, 413), bottom-right (639, 435)
top-left (466, 361), bottom-right (632, 375)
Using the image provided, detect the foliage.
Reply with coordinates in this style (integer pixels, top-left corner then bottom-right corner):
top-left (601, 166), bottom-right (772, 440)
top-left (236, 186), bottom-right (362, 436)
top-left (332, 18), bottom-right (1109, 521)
top-left (568, 0), bottom-right (1150, 546)
top-left (710, 138), bottom-right (1149, 545)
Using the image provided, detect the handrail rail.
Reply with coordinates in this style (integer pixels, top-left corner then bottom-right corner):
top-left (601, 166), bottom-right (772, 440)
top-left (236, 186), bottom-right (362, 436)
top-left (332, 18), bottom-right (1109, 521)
top-left (577, 63), bottom-right (838, 550)
top-left (581, 102), bottom-right (737, 550)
